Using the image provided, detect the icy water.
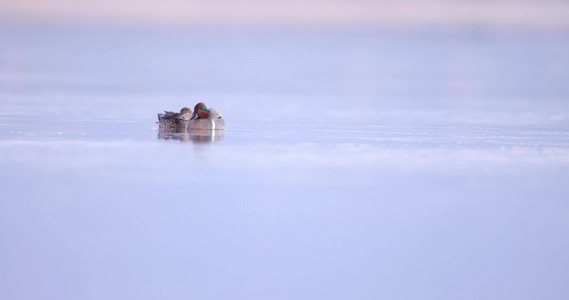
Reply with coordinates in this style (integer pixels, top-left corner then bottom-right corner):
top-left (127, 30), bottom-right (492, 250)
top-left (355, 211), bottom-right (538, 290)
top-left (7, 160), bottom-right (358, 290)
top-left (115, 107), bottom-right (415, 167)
top-left (1, 26), bottom-right (569, 299)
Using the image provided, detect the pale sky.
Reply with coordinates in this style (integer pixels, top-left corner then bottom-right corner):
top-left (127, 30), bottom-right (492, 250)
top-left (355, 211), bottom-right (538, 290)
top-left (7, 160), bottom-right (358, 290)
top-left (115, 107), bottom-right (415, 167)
top-left (1, 0), bottom-right (569, 29)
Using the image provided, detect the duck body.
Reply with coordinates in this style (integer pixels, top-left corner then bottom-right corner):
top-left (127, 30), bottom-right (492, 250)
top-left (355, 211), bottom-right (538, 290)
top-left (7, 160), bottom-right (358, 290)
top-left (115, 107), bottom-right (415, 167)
top-left (187, 103), bottom-right (226, 130)
top-left (157, 107), bottom-right (192, 132)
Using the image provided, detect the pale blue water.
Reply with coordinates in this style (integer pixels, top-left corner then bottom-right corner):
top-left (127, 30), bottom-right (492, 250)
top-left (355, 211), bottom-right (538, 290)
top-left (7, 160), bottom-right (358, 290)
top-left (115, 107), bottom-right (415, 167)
top-left (1, 25), bottom-right (569, 299)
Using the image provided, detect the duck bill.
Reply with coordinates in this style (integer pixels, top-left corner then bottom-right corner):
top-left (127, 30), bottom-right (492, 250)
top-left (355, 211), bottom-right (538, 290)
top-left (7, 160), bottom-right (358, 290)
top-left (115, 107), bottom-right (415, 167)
top-left (190, 112), bottom-right (198, 120)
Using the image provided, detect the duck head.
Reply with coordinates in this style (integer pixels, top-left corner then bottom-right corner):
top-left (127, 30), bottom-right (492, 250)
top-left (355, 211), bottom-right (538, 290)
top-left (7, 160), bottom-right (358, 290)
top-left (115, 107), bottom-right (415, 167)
top-left (175, 107), bottom-right (192, 121)
top-left (190, 102), bottom-right (210, 120)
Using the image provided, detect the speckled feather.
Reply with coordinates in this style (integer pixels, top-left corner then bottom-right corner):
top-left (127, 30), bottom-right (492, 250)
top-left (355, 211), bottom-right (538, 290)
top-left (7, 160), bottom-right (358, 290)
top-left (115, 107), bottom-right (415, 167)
top-left (157, 107), bottom-right (192, 131)
top-left (187, 108), bottom-right (226, 130)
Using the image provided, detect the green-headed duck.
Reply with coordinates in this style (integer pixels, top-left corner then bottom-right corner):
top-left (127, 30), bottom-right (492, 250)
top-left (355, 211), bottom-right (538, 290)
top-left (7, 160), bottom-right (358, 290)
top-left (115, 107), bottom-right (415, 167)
top-left (188, 102), bottom-right (226, 130)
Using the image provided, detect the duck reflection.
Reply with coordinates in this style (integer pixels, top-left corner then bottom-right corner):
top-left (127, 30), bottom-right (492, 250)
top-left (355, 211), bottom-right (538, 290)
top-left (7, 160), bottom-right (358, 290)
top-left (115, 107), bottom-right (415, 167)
top-left (157, 128), bottom-right (225, 143)
top-left (188, 129), bottom-right (225, 143)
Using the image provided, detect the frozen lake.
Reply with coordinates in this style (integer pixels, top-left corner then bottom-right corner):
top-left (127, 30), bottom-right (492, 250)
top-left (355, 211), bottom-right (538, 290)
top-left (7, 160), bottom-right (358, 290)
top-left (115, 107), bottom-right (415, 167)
top-left (1, 25), bottom-right (569, 299)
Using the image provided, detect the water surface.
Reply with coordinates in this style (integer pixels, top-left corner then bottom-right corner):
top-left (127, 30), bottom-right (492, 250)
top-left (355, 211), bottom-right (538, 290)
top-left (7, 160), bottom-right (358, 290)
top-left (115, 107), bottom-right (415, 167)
top-left (1, 26), bottom-right (569, 299)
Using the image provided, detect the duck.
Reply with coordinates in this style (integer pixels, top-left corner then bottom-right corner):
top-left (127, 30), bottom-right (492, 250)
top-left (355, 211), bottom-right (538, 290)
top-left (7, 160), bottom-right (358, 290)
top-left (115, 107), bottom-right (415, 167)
top-left (157, 107), bottom-right (192, 131)
top-left (187, 102), bottom-right (226, 130)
